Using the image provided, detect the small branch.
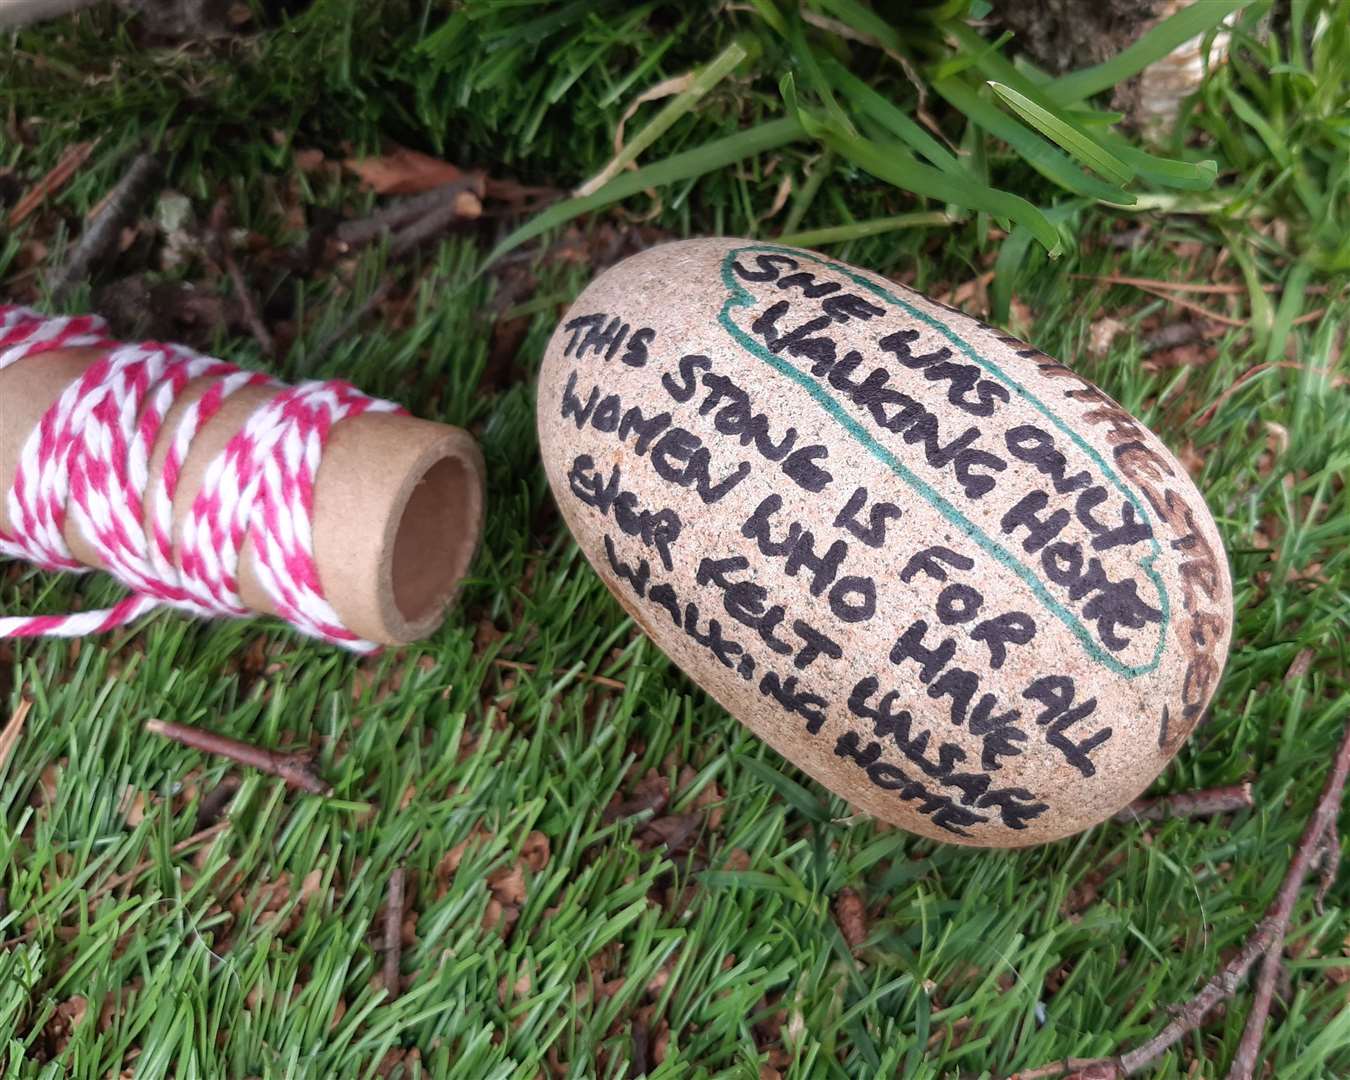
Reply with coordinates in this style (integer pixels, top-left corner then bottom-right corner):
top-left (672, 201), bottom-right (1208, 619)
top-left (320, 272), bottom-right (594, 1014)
top-left (145, 718), bottom-right (332, 796)
top-left (221, 244), bottom-right (274, 357)
top-left (1014, 718), bottom-right (1350, 1080)
top-left (1226, 720), bottom-right (1350, 1080)
top-left (388, 190), bottom-right (483, 258)
top-left (7, 138), bottom-right (99, 228)
top-left (1135, 284), bottom-right (1247, 328)
top-left (383, 866), bottom-right (407, 1000)
top-left (336, 176), bottom-right (482, 249)
top-left (1077, 273), bottom-right (1341, 297)
top-left (207, 197), bottom-right (274, 357)
top-left (47, 151), bottom-right (159, 301)
top-left (1113, 782), bottom-right (1253, 824)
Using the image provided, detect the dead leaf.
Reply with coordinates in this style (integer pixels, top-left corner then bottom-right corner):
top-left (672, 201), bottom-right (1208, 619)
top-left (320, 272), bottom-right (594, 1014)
top-left (642, 814), bottom-right (700, 853)
top-left (722, 847), bottom-right (751, 871)
top-left (119, 786), bottom-right (148, 828)
top-left (1089, 317), bottom-right (1126, 358)
top-left (0, 698), bottom-right (31, 772)
top-left (834, 887), bottom-right (867, 950)
top-left (293, 148), bottom-right (326, 173)
top-left (758, 172), bottom-right (793, 225)
top-left (343, 146), bottom-right (478, 196)
top-left (488, 864), bottom-right (527, 906)
top-left (604, 768), bottom-right (669, 823)
top-left (42, 995), bottom-right (87, 1055)
top-left (297, 868), bottom-right (324, 905)
top-left (498, 970), bottom-right (532, 1006)
top-left (37, 762), bottom-right (61, 806)
top-left (521, 830), bottom-right (550, 873)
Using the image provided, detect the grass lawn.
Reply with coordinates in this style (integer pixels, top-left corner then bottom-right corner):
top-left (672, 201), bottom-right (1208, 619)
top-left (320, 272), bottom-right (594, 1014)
top-left (2, 2), bottom-right (1348, 1077)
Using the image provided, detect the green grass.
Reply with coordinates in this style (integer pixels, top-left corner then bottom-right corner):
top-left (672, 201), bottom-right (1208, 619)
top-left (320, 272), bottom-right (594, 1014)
top-left (2, 2), bottom-right (1349, 1077)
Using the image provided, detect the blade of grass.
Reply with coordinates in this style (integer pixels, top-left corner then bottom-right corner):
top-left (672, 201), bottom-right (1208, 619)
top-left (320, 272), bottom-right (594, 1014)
top-left (814, 121), bottom-right (1063, 254)
top-left (815, 0), bottom-right (904, 53)
top-left (736, 756), bottom-right (829, 825)
top-left (944, 22), bottom-right (1218, 192)
top-left (1103, 139), bottom-right (1219, 192)
top-left (778, 210), bottom-right (954, 247)
top-left (786, 15), bottom-right (856, 137)
top-left (934, 76), bottom-right (1134, 203)
top-left (780, 149), bottom-right (832, 237)
top-left (825, 59), bottom-right (962, 174)
top-left (932, 28), bottom-right (1015, 82)
top-left (1228, 236), bottom-right (1275, 349)
top-left (1266, 259), bottom-right (1313, 362)
top-left (943, 22), bottom-right (1118, 123)
top-left (991, 201), bottom-right (1082, 323)
top-left (989, 81), bottom-right (1135, 186)
top-left (574, 38), bottom-right (753, 197)
top-left (482, 116), bottom-right (805, 267)
top-left (743, 0), bottom-right (787, 36)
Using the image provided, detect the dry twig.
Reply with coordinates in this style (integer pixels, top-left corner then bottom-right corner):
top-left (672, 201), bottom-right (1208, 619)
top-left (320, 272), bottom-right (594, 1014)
top-left (383, 866), bottom-right (407, 1000)
top-left (337, 176), bottom-right (483, 249)
top-left (1078, 273), bottom-right (1340, 297)
top-left (220, 246), bottom-right (274, 356)
top-left (145, 718), bottom-right (332, 795)
top-left (387, 190), bottom-right (482, 257)
top-left (1113, 782), bottom-right (1253, 824)
top-left (47, 151), bottom-right (159, 300)
top-left (206, 197), bottom-right (274, 357)
top-left (7, 139), bottom-right (99, 227)
top-left (1226, 720), bottom-right (1350, 1080)
top-left (1012, 719), bottom-right (1350, 1080)
top-left (1193, 361), bottom-right (1347, 428)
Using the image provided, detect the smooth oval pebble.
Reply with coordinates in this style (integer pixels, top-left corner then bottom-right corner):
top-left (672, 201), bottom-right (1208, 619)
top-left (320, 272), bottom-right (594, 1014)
top-left (537, 238), bottom-right (1233, 846)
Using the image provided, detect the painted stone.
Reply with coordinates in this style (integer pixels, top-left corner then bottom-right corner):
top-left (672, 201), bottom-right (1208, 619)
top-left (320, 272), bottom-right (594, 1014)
top-left (536, 238), bottom-right (1232, 846)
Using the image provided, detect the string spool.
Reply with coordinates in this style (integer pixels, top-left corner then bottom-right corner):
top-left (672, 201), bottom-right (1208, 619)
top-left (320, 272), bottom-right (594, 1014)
top-left (0, 306), bottom-right (485, 651)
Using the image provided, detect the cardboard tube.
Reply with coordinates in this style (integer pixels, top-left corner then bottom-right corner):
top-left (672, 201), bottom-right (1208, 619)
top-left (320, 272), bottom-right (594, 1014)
top-left (0, 348), bottom-right (486, 645)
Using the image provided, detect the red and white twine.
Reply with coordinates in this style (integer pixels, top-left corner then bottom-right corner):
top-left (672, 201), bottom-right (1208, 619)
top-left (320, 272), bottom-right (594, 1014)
top-left (0, 305), bottom-right (400, 652)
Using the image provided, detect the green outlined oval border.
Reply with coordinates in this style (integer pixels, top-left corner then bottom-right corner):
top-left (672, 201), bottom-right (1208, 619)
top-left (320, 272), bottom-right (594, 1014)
top-left (717, 244), bottom-right (1170, 680)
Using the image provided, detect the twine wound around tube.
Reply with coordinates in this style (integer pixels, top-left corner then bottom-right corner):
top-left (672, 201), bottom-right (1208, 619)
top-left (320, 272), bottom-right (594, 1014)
top-left (0, 305), bottom-right (403, 652)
